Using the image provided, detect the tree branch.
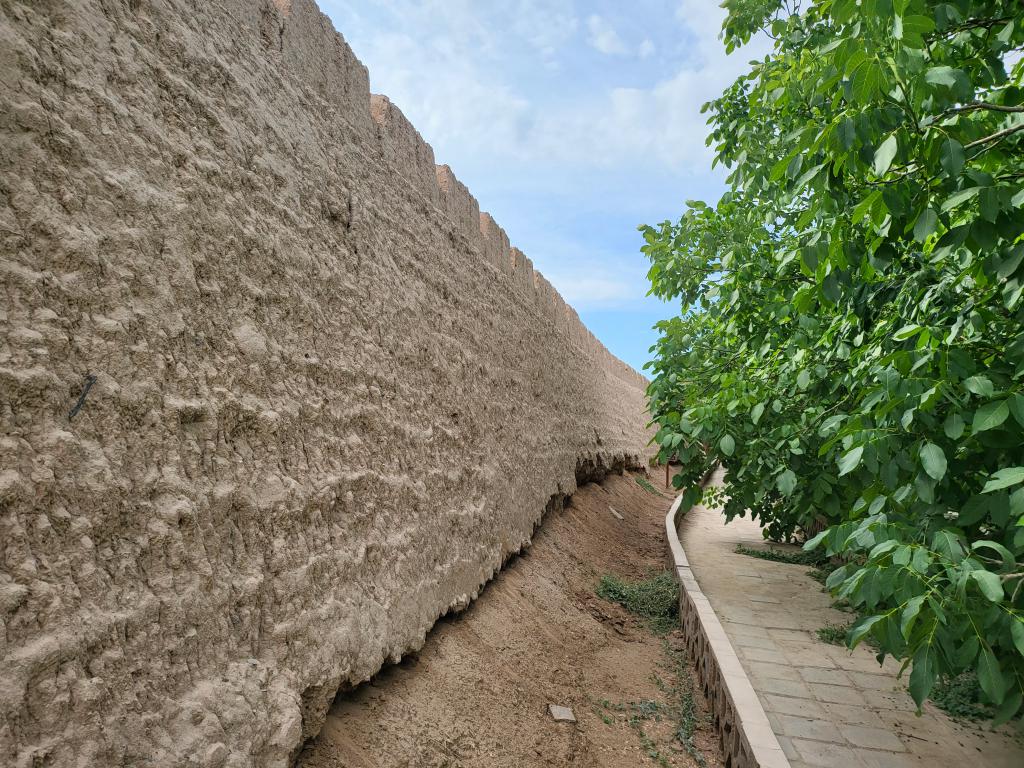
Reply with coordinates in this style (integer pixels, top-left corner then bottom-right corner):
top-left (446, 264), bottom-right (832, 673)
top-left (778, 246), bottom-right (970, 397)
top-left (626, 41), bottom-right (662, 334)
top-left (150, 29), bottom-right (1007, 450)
top-left (934, 102), bottom-right (1024, 123)
top-left (964, 122), bottom-right (1024, 151)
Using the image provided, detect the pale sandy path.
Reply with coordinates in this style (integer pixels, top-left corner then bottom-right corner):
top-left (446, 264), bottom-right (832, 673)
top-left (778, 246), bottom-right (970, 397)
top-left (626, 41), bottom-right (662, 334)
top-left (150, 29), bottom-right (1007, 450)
top-left (679, 471), bottom-right (1024, 768)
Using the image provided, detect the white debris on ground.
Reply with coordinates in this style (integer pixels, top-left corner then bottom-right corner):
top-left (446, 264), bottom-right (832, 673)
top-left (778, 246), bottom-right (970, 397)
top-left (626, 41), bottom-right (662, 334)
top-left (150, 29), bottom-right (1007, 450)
top-left (547, 705), bottom-right (576, 723)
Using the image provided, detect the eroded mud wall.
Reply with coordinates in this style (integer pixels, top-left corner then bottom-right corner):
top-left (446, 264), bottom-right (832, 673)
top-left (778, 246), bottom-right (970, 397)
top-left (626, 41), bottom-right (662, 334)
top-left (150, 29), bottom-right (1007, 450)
top-left (0, 1), bottom-right (650, 766)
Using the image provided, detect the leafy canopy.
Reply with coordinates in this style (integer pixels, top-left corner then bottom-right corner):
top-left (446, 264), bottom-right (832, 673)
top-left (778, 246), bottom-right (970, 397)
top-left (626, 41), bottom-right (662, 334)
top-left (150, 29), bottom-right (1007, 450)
top-left (643, 0), bottom-right (1024, 721)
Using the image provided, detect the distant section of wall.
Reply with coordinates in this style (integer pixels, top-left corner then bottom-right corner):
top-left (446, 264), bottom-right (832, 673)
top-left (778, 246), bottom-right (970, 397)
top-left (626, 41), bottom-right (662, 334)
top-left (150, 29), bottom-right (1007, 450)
top-left (0, 1), bottom-right (649, 767)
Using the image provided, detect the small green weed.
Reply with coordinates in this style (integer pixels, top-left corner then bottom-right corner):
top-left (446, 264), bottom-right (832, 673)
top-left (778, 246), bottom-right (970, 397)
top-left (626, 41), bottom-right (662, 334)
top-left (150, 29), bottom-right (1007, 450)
top-left (735, 544), bottom-right (827, 566)
top-left (930, 672), bottom-right (993, 721)
top-left (816, 622), bottom-right (850, 645)
top-left (635, 475), bottom-right (669, 498)
top-left (593, 580), bottom-right (710, 765)
top-left (636, 728), bottom-right (670, 767)
top-left (628, 699), bottom-right (664, 725)
top-left (596, 572), bottom-right (679, 635)
top-left (664, 641), bottom-right (707, 768)
top-left (807, 566), bottom-right (834, 585)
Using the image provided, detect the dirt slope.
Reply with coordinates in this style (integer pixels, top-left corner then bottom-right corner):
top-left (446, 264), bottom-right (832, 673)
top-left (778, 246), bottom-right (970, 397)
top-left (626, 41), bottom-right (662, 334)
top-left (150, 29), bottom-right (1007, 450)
top-left (298, 471), bottom-right (724, 768)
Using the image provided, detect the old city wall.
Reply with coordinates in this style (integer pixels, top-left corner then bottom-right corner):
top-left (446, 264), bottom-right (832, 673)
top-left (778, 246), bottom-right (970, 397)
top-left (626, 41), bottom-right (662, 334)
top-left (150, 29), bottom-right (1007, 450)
top-left (0, 1), bottom-right (650, 765)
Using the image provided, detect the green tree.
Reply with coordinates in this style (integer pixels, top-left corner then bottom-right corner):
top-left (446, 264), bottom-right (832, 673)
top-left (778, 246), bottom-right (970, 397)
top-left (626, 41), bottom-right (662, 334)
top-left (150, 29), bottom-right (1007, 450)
top-left (643, 0), bottom-right (1024, 721)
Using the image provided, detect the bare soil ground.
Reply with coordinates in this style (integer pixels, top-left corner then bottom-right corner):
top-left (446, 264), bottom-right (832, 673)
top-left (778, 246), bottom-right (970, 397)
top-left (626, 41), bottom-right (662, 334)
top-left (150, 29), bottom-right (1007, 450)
top-left (297, 470), bottom-right (724, 768)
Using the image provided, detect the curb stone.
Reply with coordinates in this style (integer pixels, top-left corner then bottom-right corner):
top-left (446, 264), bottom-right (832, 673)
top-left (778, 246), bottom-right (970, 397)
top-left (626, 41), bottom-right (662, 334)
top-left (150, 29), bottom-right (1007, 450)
top-left (665, 493), bottom-right (791, 768)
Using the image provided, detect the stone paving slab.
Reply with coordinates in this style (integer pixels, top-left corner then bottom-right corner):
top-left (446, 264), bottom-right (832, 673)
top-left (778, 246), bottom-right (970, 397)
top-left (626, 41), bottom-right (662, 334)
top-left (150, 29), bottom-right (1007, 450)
top-left (678, 470), bottom-right (1024, 768)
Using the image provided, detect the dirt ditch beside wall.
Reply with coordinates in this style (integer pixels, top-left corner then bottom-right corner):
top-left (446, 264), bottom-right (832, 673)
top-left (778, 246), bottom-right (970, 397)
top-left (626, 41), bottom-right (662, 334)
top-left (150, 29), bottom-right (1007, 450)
top-left (297, 471), bottom-right (724, 768)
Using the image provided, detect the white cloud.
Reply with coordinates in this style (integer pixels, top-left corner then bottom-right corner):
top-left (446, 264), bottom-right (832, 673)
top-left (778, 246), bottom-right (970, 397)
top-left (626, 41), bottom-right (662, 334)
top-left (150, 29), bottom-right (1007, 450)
top-left (586, 14), bottom-right (627, 55)
top-left (550, 273), bottom-right (636, 307)
top-left (511, 0), bottom-right (579, 60)
top-left (341, 26), bottom-right (533, 158)
top-left (324, 0), bottom-right (772, 172)
top-left (675, 0), bottom-right (725, 50)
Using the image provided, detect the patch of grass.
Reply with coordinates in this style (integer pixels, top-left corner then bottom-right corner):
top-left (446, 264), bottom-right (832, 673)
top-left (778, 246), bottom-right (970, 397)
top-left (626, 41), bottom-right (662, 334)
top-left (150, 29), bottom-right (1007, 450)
top-left (628, 699), bottom-right (666, 726)
top-left (930, 672), bottom-right (993, 721)
top-left (596, 572), bottom-right (679, 635)
top-left (807, 567), bottom-right (832, 585)
top-left (816, 622), bottom-right (850, 645)
top-left (593, 577), bottom-right (711, 765)
top-left (594, 643), bottom-right (708, 768)
top-left (816, 620), bottom-right (880, 651)
top-left (636, 727), bottom-right (671, 767)
top-left (734, 544), bottom-right (827, 566)
top-left (635, 475), bottom-right (669, 498)
top-left (664, 641), bottom-right (707, 768)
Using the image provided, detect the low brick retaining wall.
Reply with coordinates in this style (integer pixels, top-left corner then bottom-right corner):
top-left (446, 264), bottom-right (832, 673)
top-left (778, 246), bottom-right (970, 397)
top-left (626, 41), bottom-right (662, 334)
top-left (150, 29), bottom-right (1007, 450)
top-left (665, 494), bottom-right (790, 768)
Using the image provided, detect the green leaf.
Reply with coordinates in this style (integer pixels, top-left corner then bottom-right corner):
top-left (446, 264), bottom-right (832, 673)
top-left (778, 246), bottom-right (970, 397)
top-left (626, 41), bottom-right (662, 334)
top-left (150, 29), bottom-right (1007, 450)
top-left (1010, 394), bottom-right (1024, 428)
top-left (908, 644), bottom-right (937, 708)
top-left (851, 190), bottom-right (881, 222)
top-left (925, 66), bottom-right (958, 86)
top-left (900, 595), bottom-right (925, 639)
top-left (777, 469), bottom-right (797, 496)
top-left (720, 434), bottom-right (736, 456)
top-left (963, 376), bottom-right (993, 397)
top-left (1011, 487), bottom-right (1024, 517)
top-left (969, 570), bottom-right (1003, 602)
top-left (920, 442), bottom-right (946, 481)
top-left (943, 413), bottom-right (965, 439)
top-left (797, 369), bottom-right (811, 390)
top-left (972, 540), bottom-right (1015, 571)
top-left (973, 400), bottom-right (1009, 433)
top-left (900, 14), bottom-right (935, 44)
top-left (997, 244), bottom-right (1024, 280)
top-left (848, 614), bottom-right (883, 648)
top-left (852, 59), bottom-right (885, 103)
top-left (751, 402), bottom-right (765, 425)
top-left (932, 530), bottom-right (965, 562)
top-left (873, 134), bottom-right (898, 176)
top-left (925, 66), bottom-right (969, 94)
top-left (893, 324), bottom-right (921, 341)
top-left (993, 688), bottom-right (1023, 727)
top-left (680, 485), bottom-right (702, 510)
top-left (837, 117), bottom-right (856, 150)
top-left (770, 153), bottom-right (794, 182)
top-left (980, 187), bottom-right (1001, 223)
top-left (913, 209), bottom-right (938, 242)
top-left (939, 138), bottom-right (964, 177)
top-left (1011, 619), bottom-right (1024, 658)
top-left (804, 529), bottom-right (829, 551)
top-left (818, 414), bottom-right (845, 437)
top-left (912, 547), bottom-right (933, 573)
top-left (977, 648), bottom-right (1006, 704)
top-left (942, 187), bottom-right (980, 212)
top-left (983, 467), bottom-right (1024, 493)
top-left (838, 445), bottom-right (864, 476)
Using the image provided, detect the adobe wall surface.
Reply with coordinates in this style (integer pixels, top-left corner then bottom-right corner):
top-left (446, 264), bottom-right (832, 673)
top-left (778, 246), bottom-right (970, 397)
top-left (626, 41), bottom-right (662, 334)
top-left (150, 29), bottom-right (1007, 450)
top-left (0, 1), bottom-right (649, 767)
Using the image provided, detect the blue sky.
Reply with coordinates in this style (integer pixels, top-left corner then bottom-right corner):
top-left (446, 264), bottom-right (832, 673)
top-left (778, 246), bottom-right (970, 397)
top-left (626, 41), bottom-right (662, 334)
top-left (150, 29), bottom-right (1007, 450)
top-left (318, 0), bottom-right (769, 372)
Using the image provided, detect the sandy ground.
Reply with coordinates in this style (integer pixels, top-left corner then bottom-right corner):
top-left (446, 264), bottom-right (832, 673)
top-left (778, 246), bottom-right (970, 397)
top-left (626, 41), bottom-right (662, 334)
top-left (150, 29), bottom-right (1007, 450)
top-left (297, 471), bottom-right (724, 768)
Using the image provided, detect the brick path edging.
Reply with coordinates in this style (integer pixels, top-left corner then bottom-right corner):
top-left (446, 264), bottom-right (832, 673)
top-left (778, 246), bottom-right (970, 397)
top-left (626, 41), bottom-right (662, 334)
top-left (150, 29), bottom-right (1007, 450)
top-left (665, 494), bottom-right (791, 768)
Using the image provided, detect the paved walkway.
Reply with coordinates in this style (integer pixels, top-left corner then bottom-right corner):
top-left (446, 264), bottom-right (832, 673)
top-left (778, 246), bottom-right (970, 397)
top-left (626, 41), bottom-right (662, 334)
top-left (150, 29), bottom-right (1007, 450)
top-left (678, 474), bottom-right (1024, 768)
